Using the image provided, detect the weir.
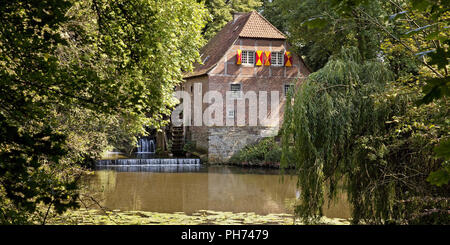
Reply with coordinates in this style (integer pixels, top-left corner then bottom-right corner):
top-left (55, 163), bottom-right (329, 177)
top-left (96, 136), bottom-right (201, 171)
top-left (96, 158), bottom-right (201, 172)
top-left (95, 162), bottom-right (201, 172)
top-left (97, 158), bottom-right (201, 166)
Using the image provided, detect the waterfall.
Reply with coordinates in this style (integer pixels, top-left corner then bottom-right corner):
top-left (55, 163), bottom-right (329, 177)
top-left (137, 138), bottom-right (155, 153)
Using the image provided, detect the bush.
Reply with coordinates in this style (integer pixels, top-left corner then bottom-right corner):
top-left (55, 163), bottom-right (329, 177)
top-left (183, 141), bottom-right (196, 153)
top-left (229, 137), bottom-right (281, 165)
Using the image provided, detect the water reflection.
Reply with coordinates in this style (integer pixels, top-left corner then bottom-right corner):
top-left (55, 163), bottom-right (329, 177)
top-left (84, 166), bottom-right (351, 218)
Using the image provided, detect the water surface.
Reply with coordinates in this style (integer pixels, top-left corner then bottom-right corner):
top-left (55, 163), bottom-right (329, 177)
top-left (84, 165), bottom-right (351, 218)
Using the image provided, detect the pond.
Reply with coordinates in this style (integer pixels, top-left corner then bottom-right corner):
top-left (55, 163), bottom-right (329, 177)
top-left (83, 165), bottom-right (351, 219)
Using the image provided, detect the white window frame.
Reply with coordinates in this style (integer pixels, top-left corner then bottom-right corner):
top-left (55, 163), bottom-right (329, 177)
top-left (271, 51), bottom-right (284, 66)
top-left (227, 109), bottom-right (235, 119)
top-left (241, 50), bottom-right (255, 66)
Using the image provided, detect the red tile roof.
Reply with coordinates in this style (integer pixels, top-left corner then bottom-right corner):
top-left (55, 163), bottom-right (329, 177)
top-left (239, 11), bottom-right (286, 39)
top-left (184, 11), bottom-right (286, 78)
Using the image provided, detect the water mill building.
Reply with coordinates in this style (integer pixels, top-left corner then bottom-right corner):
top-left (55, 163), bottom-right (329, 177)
top-left (178, 11), bottom-right (310, 163)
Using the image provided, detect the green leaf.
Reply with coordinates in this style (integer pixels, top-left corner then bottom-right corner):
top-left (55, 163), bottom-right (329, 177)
top-left (302, 17), bottom-right (328, 29)
top-left (411, 0), bottom-right (433, 11)
top-left (428, 47), bottom-right (450, 70)
top-left (418, 77), bottom-right (450, 104)
top-left (427, 168), bottom-right (450, 187)
top-left (424, 31), bottom-right (447, 41)
top-left (434, 138), bottom-right (450, 161)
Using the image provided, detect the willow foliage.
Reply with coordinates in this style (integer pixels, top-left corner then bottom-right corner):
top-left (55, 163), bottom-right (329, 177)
top-left (282, 48), bottom-right (397, 223)
top-left (282, 46), bottom-right (449, 224)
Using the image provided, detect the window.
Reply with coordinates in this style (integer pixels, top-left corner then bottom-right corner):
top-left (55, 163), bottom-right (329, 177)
top-left (230, 83), bottom-right (242, 98)
top-left (271, 51), bottom-right (284, 66)
top-left (284, 84), bottom-right (294, 95)
top-left (227, 109), bottom-right (235, 119)
top-left (241, 50), bottom-right (255, 65)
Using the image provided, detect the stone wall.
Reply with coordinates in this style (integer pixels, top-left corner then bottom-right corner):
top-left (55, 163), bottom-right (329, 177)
top-left (207, 126), bottom-right (278, 163)
top-left (188, 125), bottom-right (209, 151)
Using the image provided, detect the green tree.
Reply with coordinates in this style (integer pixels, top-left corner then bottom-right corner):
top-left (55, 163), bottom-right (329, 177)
top-left (264, 0), bottom-right (386, 71)
top-left (0, 0), bottom-right (207, 224)
top-left (202, 0), bottom-right (262, 40)
top-left (279, 0), bottom-right (449, 224)
top-left (282, 48), bottom-right (449, 224)
top-left (259, 0), bottom-right (287, 33)
top-left (282, 48), bottom-right (390, 223)
top-left (380, 0), bottom-right (450, 185)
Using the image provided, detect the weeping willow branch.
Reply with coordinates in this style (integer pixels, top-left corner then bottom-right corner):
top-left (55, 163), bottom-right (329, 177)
top-left (281, 47), bottom-right (406, 224)
top-left (316, 84), bottom-right (350, 93)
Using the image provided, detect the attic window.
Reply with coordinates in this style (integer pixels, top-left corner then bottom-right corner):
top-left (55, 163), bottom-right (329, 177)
top-left (241, 50), bottom-right (255, 65)
top-left (271, 51), bottom-right (284, 66)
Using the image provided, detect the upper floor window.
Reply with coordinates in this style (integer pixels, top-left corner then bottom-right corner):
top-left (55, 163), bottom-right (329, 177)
top-left (271, 51), bottom-right (284, 66)
top-left (241, 50), bottom-right (255, 65)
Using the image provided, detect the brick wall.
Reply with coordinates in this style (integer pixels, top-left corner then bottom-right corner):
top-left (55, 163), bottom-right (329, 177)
top-left (181, 75), bottom-right (209, 150)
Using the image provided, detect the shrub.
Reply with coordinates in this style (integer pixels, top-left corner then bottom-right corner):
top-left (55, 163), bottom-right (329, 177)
top-left (183, 141), bottom-right (196, 153)
top-left (229, 137), bottom-right (281, 165)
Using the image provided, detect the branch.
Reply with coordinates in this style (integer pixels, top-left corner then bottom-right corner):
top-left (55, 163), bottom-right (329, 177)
top-left (79, 193), bottom-right (118, 225)
top-left (387, 0), bottom-right (440, 57)
top-left (317, 84), bottom-right (350, 93)
top-left (354, 7), bottom-right (444, 78)
top-left (41, 201), bottom-right (53, 225)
